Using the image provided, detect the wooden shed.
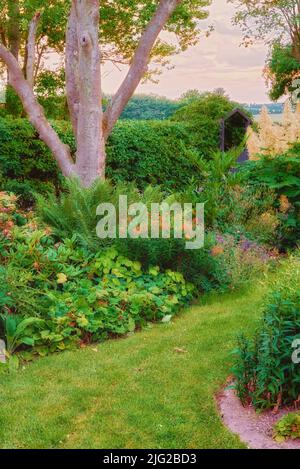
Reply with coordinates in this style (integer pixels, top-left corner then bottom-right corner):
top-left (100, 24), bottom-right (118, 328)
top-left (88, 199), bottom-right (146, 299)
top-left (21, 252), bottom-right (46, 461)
top-left (220, 108), bottom-right (253, 163)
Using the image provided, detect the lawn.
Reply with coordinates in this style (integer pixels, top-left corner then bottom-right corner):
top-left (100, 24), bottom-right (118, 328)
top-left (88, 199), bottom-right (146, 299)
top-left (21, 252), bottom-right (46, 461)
top-left (0, 282), bottom-right (268, 449)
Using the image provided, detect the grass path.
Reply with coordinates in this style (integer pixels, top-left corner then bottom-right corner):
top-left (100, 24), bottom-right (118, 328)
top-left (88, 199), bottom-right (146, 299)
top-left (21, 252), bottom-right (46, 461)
top-left (0, 283), bottom-right (268, 449)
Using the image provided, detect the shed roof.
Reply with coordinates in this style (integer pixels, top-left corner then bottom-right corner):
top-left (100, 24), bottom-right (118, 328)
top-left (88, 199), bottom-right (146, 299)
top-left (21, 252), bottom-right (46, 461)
top-left (221, 108), bottom-right (253, 124)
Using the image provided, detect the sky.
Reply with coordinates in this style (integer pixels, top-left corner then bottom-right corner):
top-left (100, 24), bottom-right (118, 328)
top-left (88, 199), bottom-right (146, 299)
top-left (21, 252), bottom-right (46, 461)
top-left (102, 0), bottom-right (270, 104)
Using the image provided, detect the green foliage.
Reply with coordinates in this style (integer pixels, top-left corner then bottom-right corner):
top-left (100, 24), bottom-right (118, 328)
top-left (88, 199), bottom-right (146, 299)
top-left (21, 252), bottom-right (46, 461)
top-left (117, 94), bottom-right (183, 120)
top-left (172, 92), bottom-right (249, 157)
top-left (273, 413), bottom-right (300, 442)
top-left (0, 118), bottom-right (71, 205)
top-left (244, 145), bottom-right (300, 249)
top-left (183, 144), bottom-right (246, 225)
top-left (233, 255), bottom-right (300, 410)
top-left (117, 228), bottom-right (273, 294)
top-left (0, 118), bottom-right (199, 203)
top-left (35, 69), bottom-right (70, 121)
top-left (0, 314), bottom-right (44, 355)
top-left (0, 192), bottom-right (194, 358)
top-left (35, 161), bottom-right (274, 295)
top-left (36, 178), bottom-right (167, 251)
top-left (228, 1), bottom-right (300, 60)
top-left (106, 120), bottom-right (197, 190)
top-left (4, 86), bottom-right (23, 118)
top-left (267, 43), bottom-right (300, 101)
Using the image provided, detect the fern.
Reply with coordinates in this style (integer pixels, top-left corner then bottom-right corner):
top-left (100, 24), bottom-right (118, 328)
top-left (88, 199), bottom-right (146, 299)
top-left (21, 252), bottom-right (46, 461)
top-left (36, 178), bottom-right (167, 252)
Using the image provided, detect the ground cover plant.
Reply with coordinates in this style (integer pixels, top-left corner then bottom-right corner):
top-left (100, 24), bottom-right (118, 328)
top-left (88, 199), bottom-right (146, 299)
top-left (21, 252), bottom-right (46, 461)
top-left (0, 192), bottom-right (194, 364)
top-left (273, 413), bottom-right (300, 442)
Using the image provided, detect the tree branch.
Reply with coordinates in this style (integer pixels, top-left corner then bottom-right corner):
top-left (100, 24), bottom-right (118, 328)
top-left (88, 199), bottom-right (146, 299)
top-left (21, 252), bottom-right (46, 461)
top-left (0, 44), bottom-right (75, 177)
top-left (66, 2), bottom-right (80, 137)
top-left (25, 12), bottom-right (41, 88)
top-left (103, 0), bottom-right (182, 139)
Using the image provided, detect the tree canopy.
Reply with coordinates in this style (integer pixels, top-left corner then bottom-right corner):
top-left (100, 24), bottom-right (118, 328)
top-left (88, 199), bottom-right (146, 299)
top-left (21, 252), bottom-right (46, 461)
top-left (229, 1), bottom-right (300, 55)
top-left (0, 0), bottom-right (212, 81)
top-left (266, 42), bottom-right (300, 100)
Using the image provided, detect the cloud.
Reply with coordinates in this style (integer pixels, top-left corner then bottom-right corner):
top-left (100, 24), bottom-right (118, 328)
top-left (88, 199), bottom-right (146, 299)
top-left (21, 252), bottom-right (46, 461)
top-left (102, 0), bottom-right (271, 103)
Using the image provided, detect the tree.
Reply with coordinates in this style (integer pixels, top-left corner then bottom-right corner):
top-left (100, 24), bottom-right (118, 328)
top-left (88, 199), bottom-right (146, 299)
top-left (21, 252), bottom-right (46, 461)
top-left (229, 0), bottom-right (300, 61)
top-left (0, 0), bottom-right (211, 87)
top-left (265, 42), bottom-right (300, 100)
top-left (0, 0), bottom-right (210, 187)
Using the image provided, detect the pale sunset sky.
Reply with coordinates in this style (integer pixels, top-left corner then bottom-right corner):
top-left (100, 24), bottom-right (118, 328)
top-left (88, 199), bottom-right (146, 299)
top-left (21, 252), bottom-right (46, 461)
top-left (102, 0), bottom-right (270, 104)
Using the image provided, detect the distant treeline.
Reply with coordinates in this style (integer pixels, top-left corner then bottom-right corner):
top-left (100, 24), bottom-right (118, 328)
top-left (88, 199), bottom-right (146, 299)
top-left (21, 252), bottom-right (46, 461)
top-left (116, 95), bottom-right (284, 120)
top-left (1, 88), bottom-right (284, 121)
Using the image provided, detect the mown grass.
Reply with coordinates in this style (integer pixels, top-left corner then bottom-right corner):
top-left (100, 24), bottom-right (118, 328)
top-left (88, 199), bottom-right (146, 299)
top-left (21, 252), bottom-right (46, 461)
top-left (0, 282), bottom-right (268, 449)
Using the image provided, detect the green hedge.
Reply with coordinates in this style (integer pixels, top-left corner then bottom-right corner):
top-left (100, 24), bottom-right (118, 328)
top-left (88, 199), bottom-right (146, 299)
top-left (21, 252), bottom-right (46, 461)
top-left (0, 118), bottom-right (197, 204)
top-left (0, 119), bottom-right (74, 204)
top-left (106, 120), bottom-right (196, 190)
top-left (172, 93), bottom-right (250, 157)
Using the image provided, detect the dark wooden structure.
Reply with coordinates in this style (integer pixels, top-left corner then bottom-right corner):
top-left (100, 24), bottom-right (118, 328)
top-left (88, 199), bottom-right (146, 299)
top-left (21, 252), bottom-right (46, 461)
top-left (220, 108), bottom-right (253, 163)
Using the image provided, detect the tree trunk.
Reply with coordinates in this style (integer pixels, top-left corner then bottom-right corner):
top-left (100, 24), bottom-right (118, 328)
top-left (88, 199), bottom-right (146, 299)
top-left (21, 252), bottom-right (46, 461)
top-left (1, 0), bottom-right (183, 187)
top-left (5, 0), bottom-right (22, 115)
top-left (25, 13), bottom-right (41, 88)
top-left (72, 0), bottom-right (103, 187)
top-left (292, 42), bottom-right (300, 63)
top-left (7, 0), bottom-right (21, 60)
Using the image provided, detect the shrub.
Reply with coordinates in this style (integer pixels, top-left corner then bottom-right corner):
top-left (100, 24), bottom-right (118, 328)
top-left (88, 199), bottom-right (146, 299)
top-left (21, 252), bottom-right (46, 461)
top-left (36, 178), bottom-right (167, 251)
top-left (106, 120), bottom-right (196, 190)
top-left (215, 184), bottom-right (279, 246)
top-left (0, 118), bottom-right (71, 205)
top-left (117, 230), bottom-right (274, 293)
top-left (36, 178), bottom-right (274, 294)
top-left (117, 94), bottom-right (182, 120)
top-left (0, 118), bottom-right (198, 204)
top-left (172, 92), bottom-right (250, 158)
top-left (244, 146), bottom-right (300, 249)
top-left (273, 413), bottom-right (300, 442)
top-left (233, 255), bottom-right (300, 410)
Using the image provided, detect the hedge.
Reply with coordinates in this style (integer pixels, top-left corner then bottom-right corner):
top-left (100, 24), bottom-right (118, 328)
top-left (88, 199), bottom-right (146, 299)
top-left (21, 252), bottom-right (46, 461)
top-left (0, 118), bottom-right (198, 204)
top-left (106, 120), bottom-right (197, 190)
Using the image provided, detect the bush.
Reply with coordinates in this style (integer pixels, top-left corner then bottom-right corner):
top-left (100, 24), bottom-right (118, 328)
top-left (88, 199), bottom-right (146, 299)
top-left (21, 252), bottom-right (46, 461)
top-left (233, 255), bottom-right (300, 410)
top-left (36, 178), bottom-right (168, 251)
top-left (36, 178), bottom-right (274, 294)
top-left (0, 118), bottom-right (73, 205)
top-left (244, 146), bottom-right (300, 250)
top-left (106, 120), bottom-right (196, 190)
top-left (0, 118), bottom-right (198, 204)
top-left (172, 92), bottom-right (250, 158)
top-left (273, 413), bottom-right (300, 442)
top-left (117, 94), bottom-right (182, 120)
